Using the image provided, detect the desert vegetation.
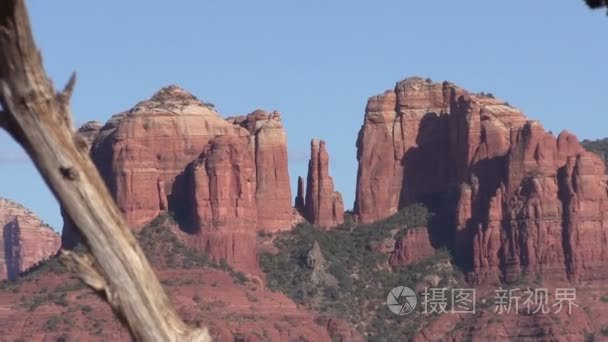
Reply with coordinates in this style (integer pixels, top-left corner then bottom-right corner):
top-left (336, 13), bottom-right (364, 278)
top-left (582, 137), bottom-right (608, 171)
top-left (260, 204), bottom-right (465, 341)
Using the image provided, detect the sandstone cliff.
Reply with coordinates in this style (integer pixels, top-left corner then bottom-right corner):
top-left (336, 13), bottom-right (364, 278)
top-left (226, 110), bottom-right (294, 232)
top-left (85, 88), bottom-right (294, 232)
top-left (294, 176), bottom-right (305, 213)
top-left (355, 77), bottom-right (608, 283)
top-left (62, 86), bottom-right (296, 272)
top-left (186, 135), bottom-right (258, 272)
top-left (389, 227), bottom-right (436, 266)
top-left (90, 86), bottom-right (248, 229)
top-left (301, 139), bottom-right (344, 229)
top-left (0, 198), bottom-right (60, 280)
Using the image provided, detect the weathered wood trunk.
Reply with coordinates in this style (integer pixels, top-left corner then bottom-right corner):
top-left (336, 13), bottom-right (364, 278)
top-left (0, 1), bottom-right (210, 340)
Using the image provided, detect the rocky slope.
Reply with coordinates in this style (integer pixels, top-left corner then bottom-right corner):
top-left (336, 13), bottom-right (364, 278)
top-left (300, 139), bottom-right (344, 229)
top-left (354, 77), bottom-right (608, 284)
top-left (0, 198), bottom-right (60, 281)
top-left (259, 204), bottom-right (445, 341)
top-left (0, 217), bottom-right (359, 341)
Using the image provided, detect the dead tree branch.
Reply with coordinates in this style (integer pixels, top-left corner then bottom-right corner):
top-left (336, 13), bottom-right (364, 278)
top-left (585, 0), bottom-right (608, 12)
top-left (0, 1), bottom-right (210, 340)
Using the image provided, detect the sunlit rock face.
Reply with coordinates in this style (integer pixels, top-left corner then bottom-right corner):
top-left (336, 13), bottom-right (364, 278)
top-left (300, 139), bottom-right (344, 229)
top-left (0, 198), bottom-right (59, 281)
top-left (355, 77), bottom-right (608, 283)
top-left (62, 87), bottom-right (297, 273)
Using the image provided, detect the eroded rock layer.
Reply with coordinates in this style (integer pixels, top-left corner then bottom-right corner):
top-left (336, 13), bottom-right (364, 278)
top-left (295, 176), bottom-right (305, 213)
top-left (91, 86), bottom-right (248, 228)
top-left (0, 198), bottom-right (60, 280)
top-left (186, 135), bottom-right (258, 272)
top-left (227, 111), bottom-right (294, 232)
top-left (62, 86), bottom-right (296, 271)
top-left (389, 227), bottom-right (436, 266)
top-left (302, 140), bottom-right (344, 229)
top-left (355, 77), bottom-right (608, 283)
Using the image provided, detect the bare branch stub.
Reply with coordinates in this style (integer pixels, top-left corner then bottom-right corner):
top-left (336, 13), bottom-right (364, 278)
top-left (585, 0), bottom-right (608, 13)
top-left (0, 1), bottom-right (210, 341)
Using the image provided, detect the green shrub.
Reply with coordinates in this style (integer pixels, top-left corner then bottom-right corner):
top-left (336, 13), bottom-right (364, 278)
top-left (231, 271), bottom-right (248, 284)
top-left (138, 214), bottom-right (211, 269)
top-left (44, 316), bottom-right (62, 331)
top-left (93, 320), bottom-right (103, 335)
top-left (582, 138), bottom-right (608, 172)
top-left (260, 203), bottom-right (460, 340)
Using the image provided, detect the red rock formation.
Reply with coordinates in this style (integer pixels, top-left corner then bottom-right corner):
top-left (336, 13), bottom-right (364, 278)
top-left (558, 150), bottom-right (608, 282)
top-left (85, 90), bottom-right (294, 234)
top-left (355, 76), bottom-right (608, 283)
top-left (355, 79), bottom-right (463, 223)
top-left (295, 176), bottom-right (305, 213)
top-left (0, 198), bottom-right (60, 280)
top-left (187, 135), bottom-right (258, 272)
top-left (91, 86), bottom-right (248, 229)
top-left (227, 110), bottom-right (294, 232)
top-left (389, 227), bottom-right (436, 266)
top-left (303, 139), bottom-right (344, 229)
top-left (61, 87), bottom-right (298, 271)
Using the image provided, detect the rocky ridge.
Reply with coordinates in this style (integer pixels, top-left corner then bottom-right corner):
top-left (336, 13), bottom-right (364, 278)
top-left (0, 198), bottom-right (60, 281)
top-left (63, 86), bottom-right (298, 273)
top-left (354, 76), bottom-right (608, 284)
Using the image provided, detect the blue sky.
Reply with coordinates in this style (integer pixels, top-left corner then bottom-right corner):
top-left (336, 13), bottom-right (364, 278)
top-left (2, 1), bottom-right (606, 231)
